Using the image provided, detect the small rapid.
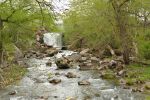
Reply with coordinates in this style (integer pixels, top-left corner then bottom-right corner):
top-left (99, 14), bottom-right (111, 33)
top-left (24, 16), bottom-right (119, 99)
top-left (0, 33), bottom-right (146, 100)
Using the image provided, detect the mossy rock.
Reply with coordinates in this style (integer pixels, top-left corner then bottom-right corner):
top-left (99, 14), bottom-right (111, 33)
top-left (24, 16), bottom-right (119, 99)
top-left (125, 79), bottom-right (135, 86)
top-left (102, 73), bottom-right (116, 79)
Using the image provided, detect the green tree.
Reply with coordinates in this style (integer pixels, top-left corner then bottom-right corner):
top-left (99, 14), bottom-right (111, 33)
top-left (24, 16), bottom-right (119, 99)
top-left (0, 0), bottom-right (55, 66)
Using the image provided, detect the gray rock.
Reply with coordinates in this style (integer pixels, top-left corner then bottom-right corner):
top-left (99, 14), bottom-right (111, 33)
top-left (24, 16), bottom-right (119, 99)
top-left (49, 79), bottom-right (61, 84)
top-left (67, 53), bottom-right (81, 62)
top-left (108, 60), bottom-right (117, 69)
top-left (45, 48), bottom-right (58, 57)
top-left (80, 48), bottom-right (90, 55)
top-left (56, 58), bottom-right (71, 69)
top-left (91, 57), bottom-right (99, 61)
top-left (8, 90), bottom-right (17, 95)
top-left (117, 70), bottom-right (126, 77)
top-left (78, 80), bottom-right (90, 85)
top-left (65, 72), bottom-right (77, 78)
top-left (46, 61), bottom-right (52, 66)
top-left (81, 57), bottom-right (87, 61)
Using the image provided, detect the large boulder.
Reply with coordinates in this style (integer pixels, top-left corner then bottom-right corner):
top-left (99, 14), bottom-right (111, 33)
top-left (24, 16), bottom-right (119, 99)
top-left (56, 57), bottom-right (71, 69)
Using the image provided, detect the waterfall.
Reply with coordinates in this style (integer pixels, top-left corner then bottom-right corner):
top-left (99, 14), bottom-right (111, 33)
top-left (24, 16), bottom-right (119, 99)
top-left (43, 33), bottom-right (62, 49)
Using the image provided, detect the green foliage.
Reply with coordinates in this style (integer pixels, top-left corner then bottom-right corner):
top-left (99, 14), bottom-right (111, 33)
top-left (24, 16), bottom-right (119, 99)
top-left (125, 64), bottom-right (150, 83)
top-left (136, 29), bottom-right (150, 60)
top-left (63, 0), bottom-right (119, 49)
top-left (63, 0), bottom-right (150, 60)
top-left (0, 0), bottom-right (56, 48)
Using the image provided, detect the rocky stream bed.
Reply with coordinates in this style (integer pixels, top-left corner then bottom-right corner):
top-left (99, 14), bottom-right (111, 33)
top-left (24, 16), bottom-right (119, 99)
top-left (0, 49), bottom-right (146, 100)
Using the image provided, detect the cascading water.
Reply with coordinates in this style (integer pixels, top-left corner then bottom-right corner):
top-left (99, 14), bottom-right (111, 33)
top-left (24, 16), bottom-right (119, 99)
top-left (43, 33), bottom-right (62, 49)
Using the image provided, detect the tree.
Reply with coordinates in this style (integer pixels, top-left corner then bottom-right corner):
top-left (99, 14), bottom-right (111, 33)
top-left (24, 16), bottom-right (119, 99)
top-left (63, 0), bottom-right (150, 64)
top-left (0, 0), bottom-right (55, 66)
top-left (110, 0), bottom-right (131, 64)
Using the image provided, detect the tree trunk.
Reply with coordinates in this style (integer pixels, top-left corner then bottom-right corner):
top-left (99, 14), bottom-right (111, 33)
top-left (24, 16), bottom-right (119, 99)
top-left (0, 18), bottom-right (3, 66)
top-left (117, 13), bottom-right (130, 64)
top-left (112, 1), bottom-right (130, 65)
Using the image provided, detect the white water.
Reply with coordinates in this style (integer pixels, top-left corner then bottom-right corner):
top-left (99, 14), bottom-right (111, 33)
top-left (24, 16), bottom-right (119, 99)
top-left (43, 33), bottom-right (62, 49)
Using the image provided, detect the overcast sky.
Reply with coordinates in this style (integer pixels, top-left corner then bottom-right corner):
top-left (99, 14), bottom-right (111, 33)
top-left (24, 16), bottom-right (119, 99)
top-left (50, 0), bottom-right (70, 14)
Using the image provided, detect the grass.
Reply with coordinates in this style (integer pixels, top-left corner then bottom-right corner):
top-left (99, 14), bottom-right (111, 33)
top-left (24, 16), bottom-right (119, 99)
top-left (0, 65), bottom-right (27, 88)
top-left (146, 96), bottom-right (150, 100)
top-left (124, 63), bottom-right (150, 85)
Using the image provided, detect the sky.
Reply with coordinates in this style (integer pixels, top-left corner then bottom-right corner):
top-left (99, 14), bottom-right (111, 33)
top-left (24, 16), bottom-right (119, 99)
top-left (50, 0), bottom-right (70, 14)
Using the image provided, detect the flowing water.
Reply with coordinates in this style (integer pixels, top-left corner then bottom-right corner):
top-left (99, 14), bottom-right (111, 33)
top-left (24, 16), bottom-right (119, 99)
top-left (0, 33), bottom-right (146, 100)
top-left (43, 33), bottom-right (62, 49)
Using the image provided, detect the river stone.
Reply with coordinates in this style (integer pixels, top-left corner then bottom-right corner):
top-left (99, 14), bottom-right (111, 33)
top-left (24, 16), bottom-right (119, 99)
top-left (49, 79), bottom-right (61, 84)
top-left (45, 48), bottom-right (58, 57)
top-left (79, 63), bottom-right (95, 70)
top-left (67, 53), bottom-right (81, 62)
top-left (81, 57), bottom-right (87, 61)
top-left (56, 58), bottom-right (71, 69)
top-left (46, 61), bottom-right (52, 66)
top-left (78, 80), bottom-right (90, 85)
top-left (91, 57), bottom-right (99, 61)
top-left (80, 48), bottom-right (90, 55)
top-left (108, 60), bottom-right (117, 69)
top-left (65, 72), bottom-right (77, 78)
top-left (117, 70), bottom-right (126, 77)
top-left (8, 90), bottom-right (17, 95)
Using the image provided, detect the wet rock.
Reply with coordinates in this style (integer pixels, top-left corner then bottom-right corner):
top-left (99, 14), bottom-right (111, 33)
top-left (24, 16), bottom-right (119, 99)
top-left (79, 63), bottom-right (93, 70)
top-left (95, 93), bottom-right (100, 97)
top-left (54, 96), bottom-right (58, 98)
top-left (8, 90), bottom-right (17, 95)
top-left (84, 96), bottom-right (92, 100)
top-left (67, 53), bottom-right (81, 62)
top-left (49, 79), bottom-right (61, 84)
top-left (55, 72), bottom-right (60, 76)
top-left (45, 48), bottom-right (58, 57)
top-left (56, 58), bottom-right (71, 69)
top-left (39, 96), bottom-right (48, 100)
top-left (46, 61), bottom-right (52, 66)
top-left (108, 60), bottom-right (117, 69)
top-left (113, 95), bottom-right (119, 99)
top-left (80, 48), bottom-right (90, 55)
top-left (123, 86), bottom-right (130, 89)
top-left (132, 87), bottom-right (143, 92)
top-left (65, 72), bottom-right (77, 78)
top-left (78, 80), bottom-right (90, 85)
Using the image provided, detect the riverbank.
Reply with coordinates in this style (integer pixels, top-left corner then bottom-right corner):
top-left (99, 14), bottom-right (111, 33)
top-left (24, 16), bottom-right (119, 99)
top-left (69, 47), bottom-right (150, 98)
top-left (0, 65), bottom-right (27, 88)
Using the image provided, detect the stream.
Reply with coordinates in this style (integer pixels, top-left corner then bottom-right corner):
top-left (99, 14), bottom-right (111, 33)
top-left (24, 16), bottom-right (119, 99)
top-left (0, 33), bottom-right (146, 100)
